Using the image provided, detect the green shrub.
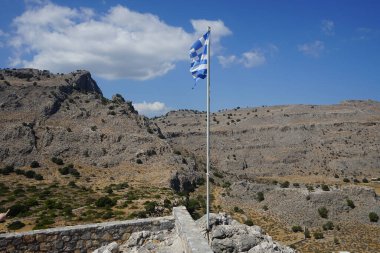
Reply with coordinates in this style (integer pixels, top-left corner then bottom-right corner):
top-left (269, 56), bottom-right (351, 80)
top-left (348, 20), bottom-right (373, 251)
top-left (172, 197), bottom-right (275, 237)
top-left (144, 201), bottom-right (158, 214)
top-left (293, 183), bottom-right (300, 188)
top-left (292, 225), bottom-right (303, 232)
top-left (222, 181), bottom-right (231, 188)
top-left (136, 159), bottom-right (143, 164)
top-left (304, 228), bottom-right (311, 238)
top-left (369, 212), bottom-right (379, 222)
top-left (7, 221), bottom-right (25, 230)
top-left (186, 199), bottom-right (201, 215)
top-left (362, 178), bottom-right (369, 183)
top-left (280, 181), bottom-right (290, 188)
top-left (256, 192), bottom-right (264, 202)
top-left (0, 183), bottom-right (9, 195)
top-left (346, 199), bottom-right (355, 209)
top-left (244, 219), bottom-right (254, 226)
top-left (263, 205), bottom-right (268, 211)
top-left (318, 207), bottom-right (328, 218)
top-left (8, 204), bottom-right (30, 217)
top-left (25, 170), bottom-right (36, 178)
top-left (24, 198), bottom-right (39, 207)
top-left (58, 167), bottom-right (69, 175)
top-left (233, 206), bottom-right (244, 214)
top-left (214, 171), bottom-right (224, 178)
top-left (95, 196), bottom-right (116, 208)
top-left (322, 221), bottom-right (334, 230)
top-left (30, 161), bottom-right (40, 168)
top-left (343, 178), bottom-right (350, 183)
top-left (1, 165), bottom-right (14, 175)
top-left (164, 199), bottom-right (172, 209)
top-left (15, 169), bottom-right (25, 175)
top-left (34, 217), bottom-right (54, 229)
top-left (34, 174), bottom-right (43, 180)
top-left (321, 184), bottom-right (330, 191)
top-left (313, 231), bottom-right (324, 239)
top-left (51, 157), bottom-right (64, 165)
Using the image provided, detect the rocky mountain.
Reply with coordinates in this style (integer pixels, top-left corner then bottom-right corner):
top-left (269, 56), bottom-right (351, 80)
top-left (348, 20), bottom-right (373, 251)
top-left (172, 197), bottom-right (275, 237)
top-left (153, 102), bottom-right (380, 182)
top-left (153, 100), bottom-right (380, 252)
top-left (0, 68), bottom-right (201, 191)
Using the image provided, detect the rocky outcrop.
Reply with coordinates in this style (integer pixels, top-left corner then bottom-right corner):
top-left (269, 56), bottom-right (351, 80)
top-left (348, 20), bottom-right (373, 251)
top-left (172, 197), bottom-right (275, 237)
top-left (72, 70), bottom-right (102, 95)
top-left (196, 213), bottom-right (295, 253)
top-left (0, 69), bottom-right (189, 180)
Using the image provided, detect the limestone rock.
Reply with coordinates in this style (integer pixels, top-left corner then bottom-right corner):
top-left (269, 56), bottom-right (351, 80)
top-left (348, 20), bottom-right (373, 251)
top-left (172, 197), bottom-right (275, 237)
top-left (196, 213), bottom-right (295, 253)
top-left (92, 241), bottom-right (119, 253)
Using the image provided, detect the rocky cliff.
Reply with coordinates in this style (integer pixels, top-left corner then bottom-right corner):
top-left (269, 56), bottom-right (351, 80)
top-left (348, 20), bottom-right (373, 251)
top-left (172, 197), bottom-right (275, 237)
top-left (0, 68), bottom-right (201, 191)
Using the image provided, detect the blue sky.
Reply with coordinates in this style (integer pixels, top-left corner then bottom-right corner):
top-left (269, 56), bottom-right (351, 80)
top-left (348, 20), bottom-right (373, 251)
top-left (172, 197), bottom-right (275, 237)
top-left (0, 0), bottom-right (379, 116)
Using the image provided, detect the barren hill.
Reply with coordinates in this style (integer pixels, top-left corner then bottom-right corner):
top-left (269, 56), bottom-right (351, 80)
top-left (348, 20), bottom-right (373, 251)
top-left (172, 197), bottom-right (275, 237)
top-left (0, 68), bottom-right (201, 190)
top-left (154, 102), bottom-right (380, 182)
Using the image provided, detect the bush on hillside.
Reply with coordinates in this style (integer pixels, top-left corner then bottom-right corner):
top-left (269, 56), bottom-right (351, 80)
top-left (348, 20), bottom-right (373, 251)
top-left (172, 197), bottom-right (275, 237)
top-left (318, 207), bottom-right (328, 219)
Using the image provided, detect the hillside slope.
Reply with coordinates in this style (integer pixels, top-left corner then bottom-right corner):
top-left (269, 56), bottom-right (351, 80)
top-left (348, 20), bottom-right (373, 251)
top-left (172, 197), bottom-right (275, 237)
top-left (0, 68), bottom-right (201, 190)
top-left (154, 102), bottom-right (380, 182)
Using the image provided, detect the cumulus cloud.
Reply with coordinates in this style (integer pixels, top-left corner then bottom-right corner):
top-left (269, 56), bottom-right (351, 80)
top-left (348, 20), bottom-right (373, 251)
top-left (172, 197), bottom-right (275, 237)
top-left (0, 29), bottom-right (8, 48)
top-left (133, 101), bottom-right (170, 117)
top-left (190, 19), bottom-right (232, 44)
top-left (217, 45), bottom-right (275, 68)
top-left (240, 50), bottom-right (266, 68)
top-left (321, 19), bottom-right (335, 35)
top-left (217, 55), bottom-right (237, 68)
top-left (298, 41), bottom-right (325, 58)
top-left (9, 3), bottom-right (231, 80)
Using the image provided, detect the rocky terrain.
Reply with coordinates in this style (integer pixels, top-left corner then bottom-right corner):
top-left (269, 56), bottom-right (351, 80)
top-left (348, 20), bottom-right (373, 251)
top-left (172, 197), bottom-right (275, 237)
top-left (0, 68), bottom-right (201, 191)
top-left (93, 212), bottom-right (295, 253)
top-left (1, 68), bottom-right (380, 252)
top-left (154, 102), bottom-right (380, 181)
top-left (153, 100), bottom-right (380, 252)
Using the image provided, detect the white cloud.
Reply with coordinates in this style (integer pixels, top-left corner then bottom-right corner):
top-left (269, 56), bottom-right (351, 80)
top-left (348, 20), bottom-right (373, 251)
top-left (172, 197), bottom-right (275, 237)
top-left (0, 29), bottom-right (8, 48)
top-left (133, 101), bottom-right (170, 117)
top-left (298, 41), bottom-right (325, 58)
top-left (190, 19), bottom-right (232, 44)
top-left (217, 47), bottom-right (271, 68)
top-left (240, 50), bottom-right (266, 68)
top-left (217, 55), bottom-right (237, 68)
top-left (321, 19), bottom-right (335, 35)
top-left (9, 3), bottom-right (231, 80)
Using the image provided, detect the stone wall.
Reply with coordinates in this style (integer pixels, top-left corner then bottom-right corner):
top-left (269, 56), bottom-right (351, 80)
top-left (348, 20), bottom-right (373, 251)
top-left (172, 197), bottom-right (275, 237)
top-left (173, 206), bottom-right (213, 253)
top-left (0, 216), bottom-right (174, 253)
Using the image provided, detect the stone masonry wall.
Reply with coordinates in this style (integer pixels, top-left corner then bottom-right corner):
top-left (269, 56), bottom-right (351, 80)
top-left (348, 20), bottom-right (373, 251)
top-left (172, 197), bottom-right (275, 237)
top-left (0, 216), bottom-right (174, 253)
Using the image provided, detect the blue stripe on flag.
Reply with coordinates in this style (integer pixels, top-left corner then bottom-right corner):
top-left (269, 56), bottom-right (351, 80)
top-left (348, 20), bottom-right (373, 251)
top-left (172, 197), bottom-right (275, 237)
top-left (189, 31), bottom-right (210, 83)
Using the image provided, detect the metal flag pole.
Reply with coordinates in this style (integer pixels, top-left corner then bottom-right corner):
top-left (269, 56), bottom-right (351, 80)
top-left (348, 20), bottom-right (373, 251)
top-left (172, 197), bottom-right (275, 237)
top-left (206, 26), bottom-right (211, 232)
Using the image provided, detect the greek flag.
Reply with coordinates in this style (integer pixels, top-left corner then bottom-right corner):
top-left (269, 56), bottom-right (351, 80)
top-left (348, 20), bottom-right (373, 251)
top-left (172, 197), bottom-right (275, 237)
top-left (189, 31), bottom-right (210, 82)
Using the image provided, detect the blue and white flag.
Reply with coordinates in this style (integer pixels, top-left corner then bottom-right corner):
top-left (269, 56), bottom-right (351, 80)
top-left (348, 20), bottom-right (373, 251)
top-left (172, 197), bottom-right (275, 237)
top-left (189, 31), bottom-right (210, 82)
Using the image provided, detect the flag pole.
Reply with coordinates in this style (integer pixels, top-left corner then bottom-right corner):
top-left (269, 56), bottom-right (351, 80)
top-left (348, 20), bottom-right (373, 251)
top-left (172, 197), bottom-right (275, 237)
top-left (206, 26), bottom-right (211, 232)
